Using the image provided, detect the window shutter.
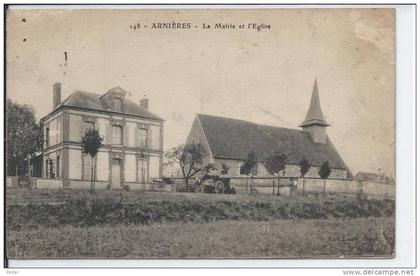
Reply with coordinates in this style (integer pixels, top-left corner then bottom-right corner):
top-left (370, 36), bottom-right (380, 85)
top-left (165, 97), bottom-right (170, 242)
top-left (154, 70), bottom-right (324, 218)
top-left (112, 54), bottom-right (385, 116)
top-left (58, 116), bottom-right (62, 144)
top-left (78, 119), bottom-right (83, 142)
top-left (134, 127), bottom-right (139, 147)
top-left (148, 127), bottom-right (153, 149)
top-left (105, 124), bottom-right (111, 145)
top-left (124, 125), bottom-right (129, 146)
top-left (55, 118), bottom-right (58, 144)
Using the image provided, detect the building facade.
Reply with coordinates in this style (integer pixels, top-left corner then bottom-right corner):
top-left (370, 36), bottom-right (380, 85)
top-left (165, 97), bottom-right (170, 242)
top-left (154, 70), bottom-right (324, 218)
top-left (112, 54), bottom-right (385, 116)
top-left (185, 80), bottom-right (351, 179)
top-left (41, 82), bottom-right (164, 190)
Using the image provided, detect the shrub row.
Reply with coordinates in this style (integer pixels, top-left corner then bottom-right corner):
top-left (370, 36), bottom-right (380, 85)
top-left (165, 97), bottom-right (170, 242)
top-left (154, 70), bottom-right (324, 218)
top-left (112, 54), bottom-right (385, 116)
top-left (6, 195), bottom-right (395, 230)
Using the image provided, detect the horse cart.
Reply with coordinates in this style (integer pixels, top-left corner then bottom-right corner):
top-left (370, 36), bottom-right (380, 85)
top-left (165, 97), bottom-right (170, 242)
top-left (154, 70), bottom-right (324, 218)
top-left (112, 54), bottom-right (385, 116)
top-left (195, 175), bottom-right (235, 194)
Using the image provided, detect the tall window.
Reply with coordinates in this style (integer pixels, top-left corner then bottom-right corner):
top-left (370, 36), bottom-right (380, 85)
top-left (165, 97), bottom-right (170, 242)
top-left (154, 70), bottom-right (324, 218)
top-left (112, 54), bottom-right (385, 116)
top-left (112, 98), bottom-right (122, 112)
top-left (84, 121), bottom-right (95, 133)
top-left (57, 117), bottom-right (62, 144)
top-left (46, 127), bottom-right (50, 147)
top-left (83, 154), bottom-right (92, 180)
top-left (112, 125), bottom-right (123, 145)
top-left (56, 155), bottom-right (60, 178)
top-left (138, 128), bottom-right (147, 148)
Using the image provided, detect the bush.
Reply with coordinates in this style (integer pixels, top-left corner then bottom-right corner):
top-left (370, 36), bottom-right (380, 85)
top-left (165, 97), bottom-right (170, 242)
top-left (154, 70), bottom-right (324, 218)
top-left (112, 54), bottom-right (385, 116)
top-left (178, 184), bottom-right (197, 193)
top-left (6, 217), bottom-right (394, 259)
top-left (6, 195), bottom-right (394, 230)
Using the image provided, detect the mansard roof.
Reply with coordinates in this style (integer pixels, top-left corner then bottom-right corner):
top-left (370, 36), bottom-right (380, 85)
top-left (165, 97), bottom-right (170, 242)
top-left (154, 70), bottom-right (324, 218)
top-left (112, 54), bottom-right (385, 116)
top-left (195, 113), bottom-right (350, 173)
top-left (57, 89), bottom-right (163, 121)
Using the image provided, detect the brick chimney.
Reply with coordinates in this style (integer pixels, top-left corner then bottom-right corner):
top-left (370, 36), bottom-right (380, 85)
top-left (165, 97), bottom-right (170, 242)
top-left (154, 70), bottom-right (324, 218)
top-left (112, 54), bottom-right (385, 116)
top-left (140, 98), bottom-right (149, 110)
top-left (53, 82), bottom-right (62, 109)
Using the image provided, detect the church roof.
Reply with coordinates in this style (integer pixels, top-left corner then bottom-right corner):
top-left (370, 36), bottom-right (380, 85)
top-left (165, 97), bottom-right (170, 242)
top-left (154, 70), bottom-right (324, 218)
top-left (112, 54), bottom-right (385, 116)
top-left (196, 113), bottom-right (350, 172)
top-left (58, 90), bottom-right (163, 121)
top-left (300, 79), bottom-right (329, 127)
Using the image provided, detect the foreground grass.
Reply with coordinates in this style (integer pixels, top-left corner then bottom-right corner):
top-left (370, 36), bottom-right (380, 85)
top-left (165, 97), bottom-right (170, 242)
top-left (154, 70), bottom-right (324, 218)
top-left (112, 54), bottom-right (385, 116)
top-left (7, 189), bottom-right (394, 229)
top-left (7, 217), bottom-right (394, 259)
top-left (6, 189), bottom-right (395, 258)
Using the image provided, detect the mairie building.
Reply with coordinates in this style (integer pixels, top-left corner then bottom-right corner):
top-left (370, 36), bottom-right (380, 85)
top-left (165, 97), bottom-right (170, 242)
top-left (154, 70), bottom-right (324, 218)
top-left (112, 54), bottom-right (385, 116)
top-left (40, 82), bottom-right (164, 190)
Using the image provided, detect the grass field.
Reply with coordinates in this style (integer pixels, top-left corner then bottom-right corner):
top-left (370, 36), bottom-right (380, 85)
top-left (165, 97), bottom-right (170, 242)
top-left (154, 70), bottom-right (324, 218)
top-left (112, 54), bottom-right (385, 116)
top-left (6, 188), bottom-right (395, 259)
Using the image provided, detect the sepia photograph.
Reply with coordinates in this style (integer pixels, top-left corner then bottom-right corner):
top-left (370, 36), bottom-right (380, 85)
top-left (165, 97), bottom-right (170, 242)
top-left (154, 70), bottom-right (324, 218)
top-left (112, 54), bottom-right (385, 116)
top-left (4, 5), bottom-right (401, 264)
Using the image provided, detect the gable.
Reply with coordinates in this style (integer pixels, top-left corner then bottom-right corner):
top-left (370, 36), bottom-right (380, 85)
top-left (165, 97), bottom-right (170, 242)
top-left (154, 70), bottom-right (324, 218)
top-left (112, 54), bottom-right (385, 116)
top-left (185, 116), bottom-right (214, 164)
top-left (196, 114), bottom-right (349, 170)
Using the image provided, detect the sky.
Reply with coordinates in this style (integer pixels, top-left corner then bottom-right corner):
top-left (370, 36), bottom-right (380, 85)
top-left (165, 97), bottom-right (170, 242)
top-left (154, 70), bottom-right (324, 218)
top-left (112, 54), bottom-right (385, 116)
top-left (6, 8), bottom-right (395, 176)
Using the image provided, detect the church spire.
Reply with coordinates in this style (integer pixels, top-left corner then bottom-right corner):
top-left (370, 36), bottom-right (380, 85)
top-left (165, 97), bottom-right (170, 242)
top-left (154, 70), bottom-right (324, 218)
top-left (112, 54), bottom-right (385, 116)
top-left (300, 78), bottom-right (329, 127)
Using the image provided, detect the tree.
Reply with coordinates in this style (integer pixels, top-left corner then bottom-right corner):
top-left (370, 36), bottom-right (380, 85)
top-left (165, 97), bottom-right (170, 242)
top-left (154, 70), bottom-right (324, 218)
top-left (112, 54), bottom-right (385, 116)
top-left (299, 157), bottom-right (310, 196)
top-left (164, 143), bottom-right (206, 190)
top-left (264, 149), bottom-right (288, 195)
top-left (6, 99), bottom-right (43, 176)
top-left (319, 161), bottom-right (331, 197)
top-left (81, 128), bottom-right (103, 190)
top-left (240, 151), bottom-right (258, 175)
top-left (240, 151), bottom-right (258, 194)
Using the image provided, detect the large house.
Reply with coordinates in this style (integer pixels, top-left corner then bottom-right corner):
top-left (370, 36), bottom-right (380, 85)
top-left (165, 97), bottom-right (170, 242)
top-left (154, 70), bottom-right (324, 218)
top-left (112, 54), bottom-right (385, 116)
top-left (41, 82), bottom-right (164, 189)
top-left (185, 80), bottom-right (351, 179)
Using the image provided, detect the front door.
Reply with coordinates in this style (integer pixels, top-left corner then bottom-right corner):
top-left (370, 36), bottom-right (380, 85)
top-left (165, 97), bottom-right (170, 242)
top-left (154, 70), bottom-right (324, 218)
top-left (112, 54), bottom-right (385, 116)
top-left (111, 159), bottom-right (122, 188)
top-left (137, 159), bottom-right (149, 184)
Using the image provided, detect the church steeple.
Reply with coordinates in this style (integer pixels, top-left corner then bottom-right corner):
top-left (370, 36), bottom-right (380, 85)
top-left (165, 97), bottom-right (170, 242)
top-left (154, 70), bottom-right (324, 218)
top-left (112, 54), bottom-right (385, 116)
top-left (300, 79), bottom-right (329, 127)
top-left (300, 79), bottom-right (329, 144)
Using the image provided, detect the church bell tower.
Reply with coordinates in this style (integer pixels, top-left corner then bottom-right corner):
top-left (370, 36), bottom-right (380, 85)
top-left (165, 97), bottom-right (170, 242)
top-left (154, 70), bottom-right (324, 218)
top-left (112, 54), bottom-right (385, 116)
top-left (300, 79), bottom-right (330, 144)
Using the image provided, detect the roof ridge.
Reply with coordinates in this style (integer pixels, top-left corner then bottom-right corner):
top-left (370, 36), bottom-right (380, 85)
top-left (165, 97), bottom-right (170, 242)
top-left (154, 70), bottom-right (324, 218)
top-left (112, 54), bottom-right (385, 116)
top-left (61, 90), bottom-right (99, 103)
top-left (57, 90), bottom-right (163, 121)
top-left (196, 112), bottom-right (349, 171)
top-left (197, 113), bottom-right (303, 133)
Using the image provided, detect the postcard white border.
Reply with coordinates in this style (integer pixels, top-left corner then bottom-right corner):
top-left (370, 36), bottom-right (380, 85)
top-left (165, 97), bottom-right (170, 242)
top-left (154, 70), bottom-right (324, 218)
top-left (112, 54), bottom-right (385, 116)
top-left (2, 3), bottom-right (416, 269)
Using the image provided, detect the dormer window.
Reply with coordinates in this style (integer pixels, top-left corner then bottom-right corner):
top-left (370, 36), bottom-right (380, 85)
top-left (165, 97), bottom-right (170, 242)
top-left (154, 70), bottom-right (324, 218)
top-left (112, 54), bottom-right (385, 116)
top-left (112, 97), bottom-right (123, 112)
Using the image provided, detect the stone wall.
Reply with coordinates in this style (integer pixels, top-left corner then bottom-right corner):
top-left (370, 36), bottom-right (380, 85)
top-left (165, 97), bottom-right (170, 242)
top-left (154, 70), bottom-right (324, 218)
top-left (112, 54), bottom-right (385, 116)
top-left (6, 176), bottom-right (18, 188)
top-left (228, 177), bottom-right (394, 199)
top-left (33, 178), bottom-right (64, 189)
top-left (65, 180), bottom-right (108, 190)
top-left (214, 159), bottom-right (347, 179)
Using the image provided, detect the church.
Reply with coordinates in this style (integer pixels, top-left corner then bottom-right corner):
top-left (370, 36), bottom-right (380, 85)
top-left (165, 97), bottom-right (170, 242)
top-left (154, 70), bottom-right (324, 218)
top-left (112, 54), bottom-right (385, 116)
top-left (185, 80), bottom-right (351, 179)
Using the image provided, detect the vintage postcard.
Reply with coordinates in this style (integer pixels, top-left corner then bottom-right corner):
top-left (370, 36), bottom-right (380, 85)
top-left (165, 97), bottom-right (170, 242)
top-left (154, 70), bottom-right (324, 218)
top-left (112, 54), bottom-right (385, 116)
top-left (5, 6), bottom-right (396, 261)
